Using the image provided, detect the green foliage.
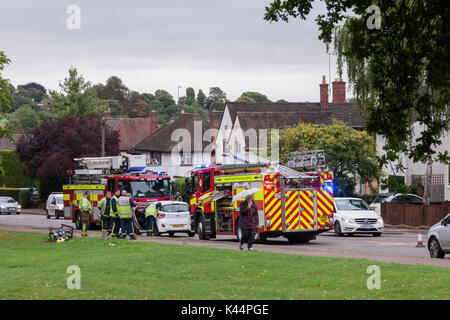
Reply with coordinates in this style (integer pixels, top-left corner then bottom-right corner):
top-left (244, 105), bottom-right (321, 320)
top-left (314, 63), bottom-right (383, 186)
top-left (48, 67), bottom-right (107, 119)
top-left (279, 120), bottom-right (381, 197)
top-left (185, 87), bottom-right (196, 106)
top-left (0, 151), bottom-right (34, 188)
top-left (19, 189), bottom-right (31, 208)
top-left (196, 89), bottom-right (206, 107)
top-left (0, 188), bottom-right (20, 200)
top-left (14, 105), bottom-right (40, 133)
top-left (174, 177), bottom-right (187, 202)
top-left (5, 118), bottom-right (23, 134)
top-left (206, 87), bottom-right (227, 110)
top-left (236, 95), bottom-right (256, 103)
top-left (239, 91), bottom-right (271, 103)
top-left (37, 179), bottom-right (62, 203)
top-left (106, 100), bottom-right (123, 117)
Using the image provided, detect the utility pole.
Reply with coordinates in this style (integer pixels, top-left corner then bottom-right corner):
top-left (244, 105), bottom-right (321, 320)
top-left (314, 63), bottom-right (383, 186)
top-left (177, 85), bottom-right (182, 116)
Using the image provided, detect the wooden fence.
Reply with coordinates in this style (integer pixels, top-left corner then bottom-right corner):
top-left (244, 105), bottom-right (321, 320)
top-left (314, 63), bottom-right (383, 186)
top-left (381, 202), bottom-right (450, 227)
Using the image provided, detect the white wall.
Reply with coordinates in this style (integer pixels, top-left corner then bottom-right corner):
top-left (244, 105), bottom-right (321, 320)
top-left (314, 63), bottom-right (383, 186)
top-left (215, 106), bottom-right (233, 164)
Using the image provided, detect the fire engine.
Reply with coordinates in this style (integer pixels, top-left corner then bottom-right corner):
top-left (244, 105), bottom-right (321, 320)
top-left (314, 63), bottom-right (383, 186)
top-left (62, 154), bottom-right (173, 230)
top-left (185, 151), bottom-right (334, 243)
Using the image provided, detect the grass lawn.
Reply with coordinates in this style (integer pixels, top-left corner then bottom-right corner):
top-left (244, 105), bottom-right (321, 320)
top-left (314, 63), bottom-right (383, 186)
top-left (0, 230), bottom-right (448, 300)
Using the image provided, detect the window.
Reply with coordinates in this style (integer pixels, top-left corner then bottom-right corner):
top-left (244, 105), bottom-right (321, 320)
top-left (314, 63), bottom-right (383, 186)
top-left (203, 172), bottom-right (211, 193)
top-left (223, 139), bottom-right (229, 153)
top-left (180, 152), bottom-right (192, 165)
top-left (234, 140), bottom-right (241, 153)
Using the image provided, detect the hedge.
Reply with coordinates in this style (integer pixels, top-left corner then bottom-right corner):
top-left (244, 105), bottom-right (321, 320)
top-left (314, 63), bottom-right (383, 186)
top-left (0, 151), bottom-right (35, 188)
top-left (0, 188), bottom-right (21, 201)
top-left (174, 177), bottom-right (187, 202)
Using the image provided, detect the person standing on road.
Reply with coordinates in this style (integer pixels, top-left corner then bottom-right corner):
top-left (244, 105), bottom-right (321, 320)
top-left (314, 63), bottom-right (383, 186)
top-left (98, 191), bottom-right (112, 236)
top-left (110, 189), bottom-right (121, 238)
top-left (144, 202), bottom-right (159, 236)
top-left (239, 194), bottom-right (258, 251)
top-left (174, 192), bottom-right (183, 201)
top-left (79, 191), bottom-right (93, 237)
top-left (117, 190), bottom-right (136, 240)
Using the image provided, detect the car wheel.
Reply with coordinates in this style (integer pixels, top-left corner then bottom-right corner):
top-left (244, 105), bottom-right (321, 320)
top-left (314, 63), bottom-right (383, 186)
top-left (428, 237), bottom-right (445, 259)
top-left (197, 215), bottom-right (209, 240)
top-left (152, 224), bottom-right (160, 236)
top-left (55, 214), bottom-right (59, 219)
top-left (188, 231), bottom-right (195, 237)
top-left (372, 233), bottom-right (382, 237)
top-left (168, 232), bottom-right (174, 237)
top-left (46, 210), bottom-right (50, 219)
top-left (75, 212), bottom-right (82, 230)
top-left (334, 221), bottom-right (343, 237)
top-left (16, 211), bottom-right (20, 215)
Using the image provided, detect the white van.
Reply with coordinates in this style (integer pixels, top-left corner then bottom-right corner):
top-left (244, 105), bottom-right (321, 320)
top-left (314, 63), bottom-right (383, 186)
top-left (46, 193), bottom-right (64, 219)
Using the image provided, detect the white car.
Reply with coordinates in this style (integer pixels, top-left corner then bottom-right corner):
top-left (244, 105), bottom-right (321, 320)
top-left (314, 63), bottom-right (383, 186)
top-left (370, 193), bottom-right (423, 215)
top-left (333, 197), bottom-right (384, 237)
top-left (0, 197), bottom-right (21, 214)
top-left (427, 213), bottom-right (450, 259)
top-left (134, 201), bottom-right (194, 237)
top-left (46, 193), bottom-right (64, 219)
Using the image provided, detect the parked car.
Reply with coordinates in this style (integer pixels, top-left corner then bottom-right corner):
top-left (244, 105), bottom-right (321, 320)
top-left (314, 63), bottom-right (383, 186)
top-left (46, 193), bottom-right (64, 219)
top-left (0, 197), bottom-right (21, 215)
top-left (427, 213), bottom-right (450, 258)
top-left (134, 201), bottom-right (194, 237)
top-left (370, 193), bottom-right (423, 214)
top-left (333, 197), bottom-right (384, 237)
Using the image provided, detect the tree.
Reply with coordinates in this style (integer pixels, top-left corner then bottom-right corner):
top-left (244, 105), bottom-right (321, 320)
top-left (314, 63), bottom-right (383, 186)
top-left (14, 105), bottom-right (40, 133)
top-left (185, 87), bottom-right (196, 106)
top-left (124, 99), bottom-right (149, 118)
top-left (48, 67), bottom-right (106, 119)
top-left (103, 76), bottom-right (129, 101)
top-left (197, 89), bottom-right (206, 107)
top-left (106, 100), bottom-right (123, 117)
top-left (235, 96), bottom-right (256, 103)
top-left (5, 118), bottom-right (23, 134)
top-left (239, 91), bottom-right (271, 103)
top-left (265, 0), bottom-right (449, 204)
top-left (16, 115), bottom-right (119, 201)
top-left (206, 87), bottom-right (227, 110)
top-left (279, 120), bottom-right (380, 196)
top-left (0, 51), bottom-right (13, 150)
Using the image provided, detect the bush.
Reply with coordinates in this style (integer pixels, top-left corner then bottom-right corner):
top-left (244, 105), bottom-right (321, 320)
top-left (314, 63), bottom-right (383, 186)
top-left (174, 177), bottom-right (187, 202)
top-left (0, 151), bottom-right (35, 188)
top-left (0, 188), bottom-right (21, 201)
top-left (19, 189), bottom-right (31, 208)
top-left (37, 179), bottom-right (63, 203)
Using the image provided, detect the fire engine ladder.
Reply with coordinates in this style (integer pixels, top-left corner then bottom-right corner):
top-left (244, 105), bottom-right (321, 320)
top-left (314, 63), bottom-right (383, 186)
top-left (224, 152), bottom-right (308, 179)
top-left (286, 150), bottom-right (327, 170)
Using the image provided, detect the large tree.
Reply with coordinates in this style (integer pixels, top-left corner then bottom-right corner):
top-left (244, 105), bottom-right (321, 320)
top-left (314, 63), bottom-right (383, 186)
top-left (279, 120), bottom-right (381, 196)
top-left (239, 91), bottom-right (271, 103)
top-left (206, 87), bottom-right (227, 110)
top-left (14, 105), bottom-right (40, 133)
top-left (16, 115), bottom-right (119, 201)
top-left (48, 67), bottom-right (106, 119)
top-left (0, 51), bottom-right (12, 141)
top-left (265, 0), bottom-right (450, 203)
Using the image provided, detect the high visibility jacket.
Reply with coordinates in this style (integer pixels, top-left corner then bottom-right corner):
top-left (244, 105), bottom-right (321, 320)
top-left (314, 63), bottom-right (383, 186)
top-left (145, 203), bottom-right (158, 218)
top-left (98, 196), bottom-right (111, 216)
top-left (110, 195), bottom-right (119, 218)
top-left (79, 197), bottom-right (92, 213)
top-left (174, 196), bottom-right (183, 201)
top-left (117, 196), bottom-right (133, 219)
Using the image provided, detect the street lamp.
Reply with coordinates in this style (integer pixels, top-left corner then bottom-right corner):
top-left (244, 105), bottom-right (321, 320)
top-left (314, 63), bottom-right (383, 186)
top-left (177, 85), bottom-right (182, 116)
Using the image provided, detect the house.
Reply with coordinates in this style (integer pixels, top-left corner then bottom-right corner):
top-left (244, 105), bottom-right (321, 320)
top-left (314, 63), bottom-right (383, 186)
top-left (0, 134), bottom-right (23, 151)
top-left (106, 111), bottom-right (158, 152)
top-left (377, 122), bottom-right (450, 202)
top-left (215, 76), bottom-right (365, 165)
top-left (129, 113), bottom-right (212, 178)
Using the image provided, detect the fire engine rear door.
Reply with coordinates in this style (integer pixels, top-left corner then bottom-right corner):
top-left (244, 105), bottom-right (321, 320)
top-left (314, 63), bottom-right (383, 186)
top-left (281, 190), bottom-right (301, 231)
top-left (298, 190), bottom-right (318, 230)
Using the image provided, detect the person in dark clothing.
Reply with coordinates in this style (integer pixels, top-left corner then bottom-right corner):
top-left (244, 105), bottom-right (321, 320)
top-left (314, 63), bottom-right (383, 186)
top-left (239, 194), bottom-right (259, 251)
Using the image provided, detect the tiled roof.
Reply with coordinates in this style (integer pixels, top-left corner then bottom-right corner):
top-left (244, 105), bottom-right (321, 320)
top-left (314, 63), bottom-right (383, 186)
top-left (106, 117), bottom-right (157, 151)
top-left (0, 134), bottom-right (23, 151)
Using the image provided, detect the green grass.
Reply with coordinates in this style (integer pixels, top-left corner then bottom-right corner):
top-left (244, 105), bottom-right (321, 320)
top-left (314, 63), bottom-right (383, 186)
top-left (0, 230), bottom-right (448, 300)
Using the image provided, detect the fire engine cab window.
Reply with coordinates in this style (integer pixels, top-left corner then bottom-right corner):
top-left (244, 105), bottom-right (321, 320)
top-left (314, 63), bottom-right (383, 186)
top-left (202, 172), bottom-right (211, 193)
top-left (121, 179), bottom-right (171, 198)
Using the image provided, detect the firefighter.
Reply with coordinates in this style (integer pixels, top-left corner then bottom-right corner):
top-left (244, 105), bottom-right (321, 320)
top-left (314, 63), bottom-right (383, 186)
top-left (110, 189), bottom-right (121, 238)
top-left (174, 192), bottom-right (183, 201)
top-left (117, 190), bottom-right (137, 240)
top-left (79, 191), bottom-right (92, 237)
top-left (144, 202), bottom-right (160, 236)
top-left (98, 191), bottom-right (112, 236)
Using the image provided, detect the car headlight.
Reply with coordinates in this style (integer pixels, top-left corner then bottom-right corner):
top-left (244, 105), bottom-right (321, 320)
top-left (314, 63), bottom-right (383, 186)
top-left (343, 217), bottom-right (355, 224)
top-left (18, 205), bottom-right (22, 209)
top-left (378, 217), bottom-right (383, 223)
top-left (0, 205), bottom-right (5, 209)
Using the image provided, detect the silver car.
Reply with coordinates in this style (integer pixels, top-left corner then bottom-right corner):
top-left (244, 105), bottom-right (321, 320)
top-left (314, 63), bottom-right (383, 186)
top-left (0, 197), bottom-right (21, 215)
top-left (427, 213), bottom-right (450, 258)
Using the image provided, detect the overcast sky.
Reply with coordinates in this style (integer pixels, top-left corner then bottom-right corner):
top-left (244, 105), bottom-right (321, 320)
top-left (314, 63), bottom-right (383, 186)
top-left (0, 0), bottom-right (344, 102)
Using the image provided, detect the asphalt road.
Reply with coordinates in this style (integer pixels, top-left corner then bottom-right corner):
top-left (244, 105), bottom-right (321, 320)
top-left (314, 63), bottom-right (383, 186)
top-left (1, 213), bottom-right (449, 267)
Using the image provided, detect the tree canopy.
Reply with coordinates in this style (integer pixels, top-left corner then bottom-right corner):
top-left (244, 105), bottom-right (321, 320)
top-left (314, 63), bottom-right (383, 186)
top-left (279, 120), bottom-right (380, 196)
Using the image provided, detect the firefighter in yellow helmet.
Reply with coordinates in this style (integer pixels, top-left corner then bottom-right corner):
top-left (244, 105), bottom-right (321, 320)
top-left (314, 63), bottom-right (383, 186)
top-left (79, 191), bottom-right (92, 237)
top-left (144, 202), bottom-right (160, 236)
top-left (117, 190), bottom-right (136, 240)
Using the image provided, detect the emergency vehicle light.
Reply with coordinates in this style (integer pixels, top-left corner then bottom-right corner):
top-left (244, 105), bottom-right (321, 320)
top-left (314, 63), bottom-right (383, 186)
top-left (194, 164), bottom-right (210, 168)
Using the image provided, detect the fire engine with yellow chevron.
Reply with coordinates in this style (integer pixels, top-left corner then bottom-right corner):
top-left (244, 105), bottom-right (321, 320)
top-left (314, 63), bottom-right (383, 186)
top-left (185, 151), bottom-right (334, 243)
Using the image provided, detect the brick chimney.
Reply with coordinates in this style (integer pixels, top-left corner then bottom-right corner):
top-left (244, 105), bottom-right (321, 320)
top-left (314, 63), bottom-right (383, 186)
top-left (319, 75), bottom-right (329, 108)
top-left (332, 78), bottom-right (346, 103)
top-left (149, 111), bottom-right (158, 134)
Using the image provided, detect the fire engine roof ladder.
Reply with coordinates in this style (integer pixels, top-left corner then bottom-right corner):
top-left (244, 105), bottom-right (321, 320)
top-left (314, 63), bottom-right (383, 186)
top-left (285, 150), bottom-right (327, 171)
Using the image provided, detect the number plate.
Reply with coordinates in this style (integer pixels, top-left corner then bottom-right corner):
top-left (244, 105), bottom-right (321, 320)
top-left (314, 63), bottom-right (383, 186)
top-left (319, 215), bottom-right (329, 224)
top-left (361, 224), bottom-right (374, 229)
top-left (172, 225), bottom-right (184, 229)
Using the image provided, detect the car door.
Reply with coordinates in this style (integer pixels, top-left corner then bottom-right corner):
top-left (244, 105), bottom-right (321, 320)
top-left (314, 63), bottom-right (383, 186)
top-left (439, 214), bottom-right (450, 250)
top-left (49, 196), bottom-right (56, 216)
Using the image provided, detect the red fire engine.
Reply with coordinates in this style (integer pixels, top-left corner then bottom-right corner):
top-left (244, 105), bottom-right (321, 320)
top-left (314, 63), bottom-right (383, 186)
top-left (63, 154), bottom-right (172, 230)
top-left (185, 151), bottom-right (334, 243)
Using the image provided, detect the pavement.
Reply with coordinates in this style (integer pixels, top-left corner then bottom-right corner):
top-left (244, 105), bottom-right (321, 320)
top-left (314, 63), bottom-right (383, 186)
top-left (1, 212), bottom-right (449, 268)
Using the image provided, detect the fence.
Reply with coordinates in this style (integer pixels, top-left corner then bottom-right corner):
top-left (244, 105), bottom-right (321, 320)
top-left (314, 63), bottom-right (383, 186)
top-left (381, 202), bottom-right (450, 227)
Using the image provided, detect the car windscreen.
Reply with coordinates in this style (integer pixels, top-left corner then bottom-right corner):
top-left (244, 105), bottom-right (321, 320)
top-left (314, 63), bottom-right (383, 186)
top-left (335, 199), bottom-right (371, 211)
top-left (56, 197), bottom-right (64, 204)
top-left (0, 198), bottom-right (15, 203)
top-left (372, 195), bottom-right (389, 203)
top-left (161, 204), bottom-right (189, 212)
top-left (122, 178), bottom-right (171, 198)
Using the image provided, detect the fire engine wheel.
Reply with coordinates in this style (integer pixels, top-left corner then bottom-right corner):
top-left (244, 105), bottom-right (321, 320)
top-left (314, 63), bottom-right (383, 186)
top-left (197, 216), bottom-right (209, 240)
top-left (75, 212), bottom-right (82, 230)
top-left (287, 235), bottom-right (311, 244)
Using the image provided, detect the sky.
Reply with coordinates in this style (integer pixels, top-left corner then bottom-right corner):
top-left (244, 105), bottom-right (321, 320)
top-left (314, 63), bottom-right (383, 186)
top-left (0, 0), bottom-right (345, 102)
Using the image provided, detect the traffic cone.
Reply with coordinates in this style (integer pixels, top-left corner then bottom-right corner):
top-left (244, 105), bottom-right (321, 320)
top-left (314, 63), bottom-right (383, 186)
top-left (415, 231), bottom-right (425, 248)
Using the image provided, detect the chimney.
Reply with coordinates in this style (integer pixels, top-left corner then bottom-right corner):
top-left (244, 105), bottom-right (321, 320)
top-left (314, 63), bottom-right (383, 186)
top-left (332, 78), bottom-right (346, 103)
top-left (319, 75), bottom-right (329, 108)
top-left (103, 108), bottom-right (113, 118)
top-left (149, 111), bottom-right (158, 134)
